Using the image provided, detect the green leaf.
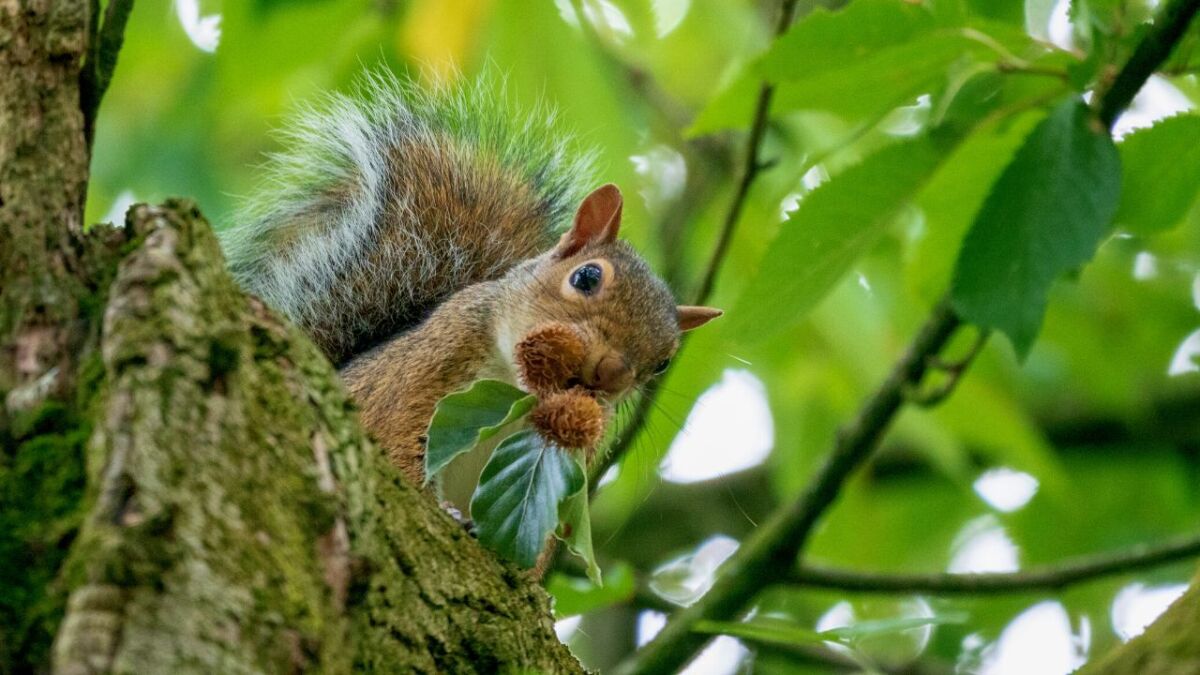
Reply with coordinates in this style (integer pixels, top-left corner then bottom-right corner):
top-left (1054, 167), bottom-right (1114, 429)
top-left (1115, 114), bottom-right (1200, 235)
top-left (693, 617), bottom-right (828, 649)
top-left (909, 109), bottom-right (1046, 299)
top-left (694, 613), bottom-right (968, 650)
top-left (471, 429), bottom-right (585, 568)
top-left (545, 563), bottom-right (637, 618)
top-left (731, 132), bottom-right (962, 342)
top-left (689, 0), bottom-right (943, 135)
top-left (757, 0), bottom-right (937, 82)
top-left (424, 380), bottom-right (536, 480)
top-left (557, 474), bottom-right (601, 584)
top-left (950, 99), bottom-right (1121, 356)
top-left (768, 33), bottom-right (977, 121)
top-left (820, 612), bottom-right (969, 640)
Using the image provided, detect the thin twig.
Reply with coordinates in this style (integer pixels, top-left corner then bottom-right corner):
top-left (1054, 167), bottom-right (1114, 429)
top-left (614, 1), bottom-right (1200, 671)
top-left (691, 0), bottom-right (802, 304)
top-left (788, 532), bottom-right (1200, 595)
top-left (905, 329), bottom-right (990, 408)
top-left (81, 0), bottom-right (135, 145)
top-left (565, 532), bottom-right (1200, 610)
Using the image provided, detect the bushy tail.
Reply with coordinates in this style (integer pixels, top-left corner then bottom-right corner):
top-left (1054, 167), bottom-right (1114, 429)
top-left (220, 70), bottom-right (595, 364)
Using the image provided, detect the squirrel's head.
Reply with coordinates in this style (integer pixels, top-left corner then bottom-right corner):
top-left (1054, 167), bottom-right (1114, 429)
top-left (498, 184), bottom-right (721, 401)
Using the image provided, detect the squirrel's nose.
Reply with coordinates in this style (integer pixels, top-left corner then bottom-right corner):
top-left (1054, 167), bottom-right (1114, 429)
top-left (587, 353), bottom-right (632, 394)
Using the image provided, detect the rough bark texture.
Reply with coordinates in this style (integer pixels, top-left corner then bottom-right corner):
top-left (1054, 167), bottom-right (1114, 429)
top-left (1, 1), bottom-right (108, 670)
top-left (1079, 569), bottom-right (1200, 674)
top-left (44, 201), bottom-right (582, 674)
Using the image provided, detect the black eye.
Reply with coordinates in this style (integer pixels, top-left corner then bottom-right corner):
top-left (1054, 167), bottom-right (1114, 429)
top-left (653, 358), bottom-right (671, 375)
top-left (570, 263), bottom-right (603, 295)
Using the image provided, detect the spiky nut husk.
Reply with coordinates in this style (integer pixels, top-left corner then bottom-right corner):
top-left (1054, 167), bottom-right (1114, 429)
top-left (531, 389), bottom-right (605, 451)
top-left (515, 322), bottom-right (586, 395)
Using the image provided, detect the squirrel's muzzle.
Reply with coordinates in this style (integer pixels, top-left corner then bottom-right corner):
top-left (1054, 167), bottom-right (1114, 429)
top-left (586, 352), bottom-right (633, 395)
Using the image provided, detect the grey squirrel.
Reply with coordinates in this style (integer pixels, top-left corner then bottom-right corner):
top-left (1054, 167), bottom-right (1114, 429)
top-left (219, 71), bottom-right (721, 491)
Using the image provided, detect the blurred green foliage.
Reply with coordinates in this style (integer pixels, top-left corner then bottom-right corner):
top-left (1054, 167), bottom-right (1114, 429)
top-left (90, 0), bottom-right (1200, 671)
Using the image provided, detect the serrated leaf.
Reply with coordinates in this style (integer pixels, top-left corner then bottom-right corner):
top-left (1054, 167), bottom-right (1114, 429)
top-left (424, 379), bottom-right (536, 480)
top-left (909, 109), bottom-right (1046, 299)
top-left (546, 563), bottom-right (636, 618)
top-left (557, 474), bottom-right (600, 584)
top-left (768, 34), bottom-right (977, 120)
top-left (757, 0), bottom-right (937, 81)
top-left (1115, 114), bottom-right (1200, 235)
top-left (731, 132), bottom-right (963, 342)
top-left (689, 0), bottom-right (941, 135)
top-left (950, 99), bottom-right (1121, 357)
top-left (471, 429), bottom-right (584, 568)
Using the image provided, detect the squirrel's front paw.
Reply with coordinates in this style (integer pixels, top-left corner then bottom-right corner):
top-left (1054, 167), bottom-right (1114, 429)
top-left (515, 322), bottom-right (586, 395)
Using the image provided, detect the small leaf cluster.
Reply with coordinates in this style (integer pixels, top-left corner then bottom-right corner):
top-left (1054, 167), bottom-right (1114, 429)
top-left (715, 0), bottom-right (1200, 357)
top-left (424, 380), bottom-right (601, 584)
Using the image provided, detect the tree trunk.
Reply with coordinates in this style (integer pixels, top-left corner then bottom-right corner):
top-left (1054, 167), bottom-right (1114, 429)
top-left (1079, 570), bottom-right (1200, 674)
top-left (2, 3), bottom-right (580, 673)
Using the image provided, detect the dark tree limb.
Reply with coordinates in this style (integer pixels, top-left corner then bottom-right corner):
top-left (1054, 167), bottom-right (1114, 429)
top-left (80, 0), bottom-right (135, 145)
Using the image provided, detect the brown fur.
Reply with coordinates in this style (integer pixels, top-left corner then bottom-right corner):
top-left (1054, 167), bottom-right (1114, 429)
top-left (341, 282), bottom-right (502, 484)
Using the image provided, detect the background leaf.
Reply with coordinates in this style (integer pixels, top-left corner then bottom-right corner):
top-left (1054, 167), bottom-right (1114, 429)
top-left (950, 98), bottom-right (1121, 356)
top-left (1114, 114), bottom-right (1200, 235)
top-left (424, 379), bottom-right (536, 479)
top-left (557, 476), bottom-right (601, 584)
top-left (471, 429), bottom-right (584, 568)
top-left (731, 132), bottom-right (961, 342)
top-left (546, 563), bottom-right (637, 618)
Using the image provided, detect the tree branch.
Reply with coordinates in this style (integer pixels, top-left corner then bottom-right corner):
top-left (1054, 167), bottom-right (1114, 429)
top-left (80, 0), bottom-right (135, 145)
top-left (787, 533), bottom-right (1200, 595)
top-left (1097, 0), bottom-right (1200, 127)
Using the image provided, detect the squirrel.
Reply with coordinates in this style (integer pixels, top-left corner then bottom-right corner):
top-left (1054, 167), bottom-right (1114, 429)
top-left (219, 71), bottom-right (721, 503)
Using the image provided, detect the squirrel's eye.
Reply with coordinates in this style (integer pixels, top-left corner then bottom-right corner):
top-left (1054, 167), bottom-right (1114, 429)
top-left (570, 263), bottom-right (603, 295)
top-left (653, 358), bottom-right (671, 375)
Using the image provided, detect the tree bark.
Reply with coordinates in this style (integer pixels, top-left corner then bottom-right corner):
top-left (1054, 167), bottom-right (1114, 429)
top-left (1079, 570), bottom-right (1200, 674)
top-left (2, 3), bottom-right (580, 673)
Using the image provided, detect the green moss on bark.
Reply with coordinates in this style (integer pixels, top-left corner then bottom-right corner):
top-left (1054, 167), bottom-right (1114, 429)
top-left (0, 402), bottom-right (88, 672)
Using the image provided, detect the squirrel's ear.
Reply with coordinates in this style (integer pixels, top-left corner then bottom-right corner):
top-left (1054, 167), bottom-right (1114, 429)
top-left (677, 306), bottom-right (723, 331)
top-left (554, 184), bottom-right (623, 259)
